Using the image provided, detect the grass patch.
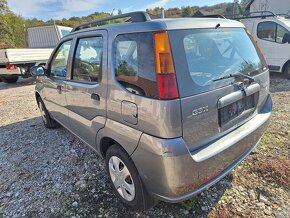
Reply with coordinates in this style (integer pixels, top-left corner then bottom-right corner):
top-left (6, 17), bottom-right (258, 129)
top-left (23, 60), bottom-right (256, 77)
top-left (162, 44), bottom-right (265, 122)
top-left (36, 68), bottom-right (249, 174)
top-left (180, 197), bottom-right (198, 210)
top-left (258, 132), bottom-right (286, 151)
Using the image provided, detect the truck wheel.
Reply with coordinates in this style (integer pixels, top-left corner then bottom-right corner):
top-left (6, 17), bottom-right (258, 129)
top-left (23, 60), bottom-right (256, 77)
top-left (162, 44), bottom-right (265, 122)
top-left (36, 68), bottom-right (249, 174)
top-left (284, 63), bottom-right (290, 80)
top-left (38, 98), bottom-right (60, 128)
top-left (1, 75), bottom-right (19, 84)
top-left (105, 144), bottom-right (158, 210)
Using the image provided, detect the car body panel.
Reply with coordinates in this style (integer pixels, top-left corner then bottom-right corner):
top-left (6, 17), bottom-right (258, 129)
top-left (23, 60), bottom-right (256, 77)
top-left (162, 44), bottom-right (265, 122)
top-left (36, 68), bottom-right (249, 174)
top-left (34, 16), bottom-right (272, 203)
top-left (180, 70), bottom-right (269, 151)
top-left (131, 94), bottom-right (272, 201)
top-left (65, 30), bottom-right (108, 146)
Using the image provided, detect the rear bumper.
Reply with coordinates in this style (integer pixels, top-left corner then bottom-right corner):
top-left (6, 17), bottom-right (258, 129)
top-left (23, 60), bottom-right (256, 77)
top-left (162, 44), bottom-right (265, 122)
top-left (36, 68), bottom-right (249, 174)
top-left (131, 94), bottom-right (272, 203)
top-left (0, 67), bottom-right (21, 75)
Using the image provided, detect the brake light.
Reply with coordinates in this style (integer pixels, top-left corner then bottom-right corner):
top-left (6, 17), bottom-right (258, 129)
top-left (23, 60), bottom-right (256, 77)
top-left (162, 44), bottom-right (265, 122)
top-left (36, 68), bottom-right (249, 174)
top-left (153, 31), bottom-right (179, 100)
top-left (6, 64), bottom-right (17, 70)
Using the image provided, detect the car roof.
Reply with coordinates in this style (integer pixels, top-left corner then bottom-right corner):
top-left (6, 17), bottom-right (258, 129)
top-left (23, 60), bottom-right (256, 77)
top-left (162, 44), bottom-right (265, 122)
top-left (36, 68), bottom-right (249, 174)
top-left (67, 18), bottom-right (245, 37)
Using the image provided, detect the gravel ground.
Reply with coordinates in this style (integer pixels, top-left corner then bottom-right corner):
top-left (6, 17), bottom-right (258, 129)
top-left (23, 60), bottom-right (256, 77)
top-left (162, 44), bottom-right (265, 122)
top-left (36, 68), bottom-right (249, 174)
top-left (0, 74), bottom-right (289, 217)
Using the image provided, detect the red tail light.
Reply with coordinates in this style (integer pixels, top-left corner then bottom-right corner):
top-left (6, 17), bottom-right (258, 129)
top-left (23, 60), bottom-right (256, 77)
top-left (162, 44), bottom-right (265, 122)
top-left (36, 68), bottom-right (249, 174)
top-left (153, 31), bottom-right (179, 100)
top-left (6, 64), bottom-right (17, 70)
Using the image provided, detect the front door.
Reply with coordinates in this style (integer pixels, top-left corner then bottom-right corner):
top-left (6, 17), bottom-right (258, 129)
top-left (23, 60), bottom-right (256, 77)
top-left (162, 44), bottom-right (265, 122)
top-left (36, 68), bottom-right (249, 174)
top-left (65, 32), bottom-right (107, 147)
top-left (256, 21), bottom-right (289, 71)
top-left (43, 40), bottom-right (73, 127)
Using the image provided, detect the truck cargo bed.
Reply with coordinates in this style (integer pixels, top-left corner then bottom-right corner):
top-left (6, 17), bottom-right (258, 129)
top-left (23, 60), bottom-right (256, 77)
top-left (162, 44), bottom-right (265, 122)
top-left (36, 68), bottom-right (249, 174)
top-left (0, 49), bottom-right (53, 65)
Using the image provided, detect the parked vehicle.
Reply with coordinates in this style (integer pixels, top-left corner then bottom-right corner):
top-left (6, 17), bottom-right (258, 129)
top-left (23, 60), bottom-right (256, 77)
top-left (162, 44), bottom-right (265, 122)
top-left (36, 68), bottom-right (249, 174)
top-left (238, 11), bottom-right (290, 79)
top-left (0, 25), bottom-right (72, 83)
top-left (31, 12), bottom-right (272, 210)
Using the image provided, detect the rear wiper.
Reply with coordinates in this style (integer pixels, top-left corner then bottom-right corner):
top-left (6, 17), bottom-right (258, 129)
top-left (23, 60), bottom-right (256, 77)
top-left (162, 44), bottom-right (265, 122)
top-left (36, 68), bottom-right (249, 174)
top-left (212, 72), bottom-right (256, 83)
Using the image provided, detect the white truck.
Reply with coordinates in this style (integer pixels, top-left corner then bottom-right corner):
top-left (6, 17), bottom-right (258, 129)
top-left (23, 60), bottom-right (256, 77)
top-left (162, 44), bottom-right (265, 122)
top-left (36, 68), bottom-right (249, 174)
top-left (0, 25), bottom-right (72, 83)
top-left (238, 11), bottom-right (290, 79)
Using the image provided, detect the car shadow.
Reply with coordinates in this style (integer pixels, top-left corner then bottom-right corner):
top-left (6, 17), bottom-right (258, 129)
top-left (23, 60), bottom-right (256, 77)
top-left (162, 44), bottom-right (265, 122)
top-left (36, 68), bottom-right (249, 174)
top-left (269, 72), bottom-right (290, 93)
top-left (0, 116), bottom-right (233, 217)
top-left (0, 77), bottom-right (36, 91)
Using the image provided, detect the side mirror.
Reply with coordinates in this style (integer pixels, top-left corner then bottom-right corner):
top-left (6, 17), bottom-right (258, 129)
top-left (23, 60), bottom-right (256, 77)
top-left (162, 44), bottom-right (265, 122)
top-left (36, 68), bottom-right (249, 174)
top-left (282, 33), bottom-right (290, 44)
top-left (30, 66), bottom-right (45, 76)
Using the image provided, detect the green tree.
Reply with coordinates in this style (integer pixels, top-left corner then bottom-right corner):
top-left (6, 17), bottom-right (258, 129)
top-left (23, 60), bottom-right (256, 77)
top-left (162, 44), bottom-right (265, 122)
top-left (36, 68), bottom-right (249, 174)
top-left (0, 0), bottom-right (9, 14)
top-left (181, 6), bottom-right (193, 17)
top-left (0, 13), bottom-right (25, 48)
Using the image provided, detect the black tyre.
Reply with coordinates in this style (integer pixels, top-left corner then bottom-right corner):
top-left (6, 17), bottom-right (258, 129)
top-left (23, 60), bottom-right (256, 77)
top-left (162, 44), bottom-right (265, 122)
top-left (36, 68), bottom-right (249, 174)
top-left (284, 62), bottom-right (290, 80)
top-left (105, 144), bottom-right (157, 210)
top-left (37, 97), bottom-right (60, 128)
top-left (2, 75), bottom-right (18, 83)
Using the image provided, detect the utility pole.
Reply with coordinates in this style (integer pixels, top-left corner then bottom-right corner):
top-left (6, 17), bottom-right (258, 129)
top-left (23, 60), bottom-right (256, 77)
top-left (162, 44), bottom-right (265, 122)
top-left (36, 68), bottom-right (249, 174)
top-left (161, 9), bottom-right (165, 18)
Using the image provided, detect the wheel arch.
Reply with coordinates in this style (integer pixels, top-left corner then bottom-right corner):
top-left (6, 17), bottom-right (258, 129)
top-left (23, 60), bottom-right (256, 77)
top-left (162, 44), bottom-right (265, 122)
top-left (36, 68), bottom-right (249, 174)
top-left (35, 92), bottom-right (41, 106)
top-left (96, 119), bottom-right (142, 158)
top-left (99, 137), bottom-right (118, 158)
top-left (282, 59), bottom-right (290, 73)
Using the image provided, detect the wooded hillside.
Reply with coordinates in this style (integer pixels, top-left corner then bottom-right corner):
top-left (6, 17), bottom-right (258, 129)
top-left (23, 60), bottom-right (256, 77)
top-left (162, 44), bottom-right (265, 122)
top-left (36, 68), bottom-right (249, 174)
top-left (0, 0), bottom-right (250, 49)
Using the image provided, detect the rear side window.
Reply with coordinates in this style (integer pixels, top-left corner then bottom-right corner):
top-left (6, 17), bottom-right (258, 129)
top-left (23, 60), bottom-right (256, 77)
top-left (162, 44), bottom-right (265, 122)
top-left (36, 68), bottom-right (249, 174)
top-left (114, 33), bottom-right (158, 98)
top-left (73, 37), bottom-right (103, 83)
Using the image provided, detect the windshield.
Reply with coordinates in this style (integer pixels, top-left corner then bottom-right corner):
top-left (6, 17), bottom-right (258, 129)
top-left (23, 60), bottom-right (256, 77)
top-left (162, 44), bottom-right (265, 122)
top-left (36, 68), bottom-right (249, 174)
top-left (61, 30), bottom-right (71, 38)
top-left (280, 19), bottom-right (290, 27)
top-left (169, 28), bottom-right (266, 97)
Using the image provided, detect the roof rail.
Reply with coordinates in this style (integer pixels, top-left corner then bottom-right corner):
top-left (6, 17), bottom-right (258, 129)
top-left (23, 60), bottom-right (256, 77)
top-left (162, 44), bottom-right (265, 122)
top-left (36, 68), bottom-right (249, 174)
top-left (235, 11), bottom-right (278, 20)
top-left (72, 11), bottom-right (151, 32)
top-left (248, 11), bottom-right (275, 17)
top-left (276, 13), bottom-right (290, 18)
top-left (199, 14), bottom-right (226, 19)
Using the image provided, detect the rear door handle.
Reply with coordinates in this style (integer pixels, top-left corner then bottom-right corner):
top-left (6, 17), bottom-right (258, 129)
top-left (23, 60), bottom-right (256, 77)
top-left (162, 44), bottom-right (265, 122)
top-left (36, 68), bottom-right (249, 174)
top-left (91, 93), bottom-right (100, 101)
top-left (57, 85), bottom-right (62, 94)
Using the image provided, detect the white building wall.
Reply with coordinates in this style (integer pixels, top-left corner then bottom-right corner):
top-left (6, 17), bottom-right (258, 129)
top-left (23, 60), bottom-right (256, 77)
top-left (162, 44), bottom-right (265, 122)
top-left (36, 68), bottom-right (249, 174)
top-left (250, 0), bottom-right (290, 15)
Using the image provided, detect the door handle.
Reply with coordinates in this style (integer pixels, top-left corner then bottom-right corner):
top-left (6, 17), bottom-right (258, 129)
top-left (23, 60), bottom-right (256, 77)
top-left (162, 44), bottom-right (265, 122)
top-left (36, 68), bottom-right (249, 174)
top-left (91, 93), bottom-right (100, 101)
top-left (57, 85), bottom-right (62, 94)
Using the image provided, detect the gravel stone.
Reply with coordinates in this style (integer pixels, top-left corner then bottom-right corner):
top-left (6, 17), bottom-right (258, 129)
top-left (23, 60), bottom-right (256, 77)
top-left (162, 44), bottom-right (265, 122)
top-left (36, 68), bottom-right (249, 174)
top-left (72, 202), bottom-right (78, 208)
top-left (0, 75), bottom-right (289, 217)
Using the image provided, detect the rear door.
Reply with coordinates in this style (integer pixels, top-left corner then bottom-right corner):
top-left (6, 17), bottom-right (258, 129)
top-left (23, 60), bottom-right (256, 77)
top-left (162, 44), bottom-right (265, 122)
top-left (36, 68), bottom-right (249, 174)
top-left (169, 27), bottom-right (268, 151)
top-left (65, 31), bottom-right (107, 147)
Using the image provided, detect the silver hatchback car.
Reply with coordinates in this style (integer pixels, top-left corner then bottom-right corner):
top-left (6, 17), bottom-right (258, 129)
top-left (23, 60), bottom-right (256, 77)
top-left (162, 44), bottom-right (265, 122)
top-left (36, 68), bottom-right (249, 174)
top-left (31, 12), bottom-right (272, 210)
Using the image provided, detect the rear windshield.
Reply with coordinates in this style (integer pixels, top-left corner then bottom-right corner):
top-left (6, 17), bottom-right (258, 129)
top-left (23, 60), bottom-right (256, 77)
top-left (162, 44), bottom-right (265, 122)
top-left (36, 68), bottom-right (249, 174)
top-left (169, 28), bottom-right (265, 97)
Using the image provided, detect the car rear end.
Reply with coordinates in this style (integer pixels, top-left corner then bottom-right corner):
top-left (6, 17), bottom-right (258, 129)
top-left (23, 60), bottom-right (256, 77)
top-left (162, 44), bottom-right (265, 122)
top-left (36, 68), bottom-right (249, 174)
top-left (128, 18), bottom-right (272, 202)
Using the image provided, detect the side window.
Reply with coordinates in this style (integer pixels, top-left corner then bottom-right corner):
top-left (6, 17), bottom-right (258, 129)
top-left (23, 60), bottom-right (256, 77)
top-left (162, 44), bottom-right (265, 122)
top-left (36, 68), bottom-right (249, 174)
top-left (114, 33), bottom-right (158, 98)
top-left (50, 40), bottom-right (72, 77)
top-left (72, 37), bottom-right (103, 83)
top-left (257, 22), bottom-right (276, 42)
top-left (276, 24), bottom-right (289, 43)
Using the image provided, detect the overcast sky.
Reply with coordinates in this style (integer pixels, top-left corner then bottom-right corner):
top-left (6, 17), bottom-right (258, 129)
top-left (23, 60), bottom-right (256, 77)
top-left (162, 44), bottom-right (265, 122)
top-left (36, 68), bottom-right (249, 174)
top-left (7, 0), bottom-right (232, 21)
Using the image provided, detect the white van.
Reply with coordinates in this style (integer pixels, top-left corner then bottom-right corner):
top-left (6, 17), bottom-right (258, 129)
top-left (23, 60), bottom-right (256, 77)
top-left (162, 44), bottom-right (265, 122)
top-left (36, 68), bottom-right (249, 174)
top-left (239, 11), bottom-right (290, 79)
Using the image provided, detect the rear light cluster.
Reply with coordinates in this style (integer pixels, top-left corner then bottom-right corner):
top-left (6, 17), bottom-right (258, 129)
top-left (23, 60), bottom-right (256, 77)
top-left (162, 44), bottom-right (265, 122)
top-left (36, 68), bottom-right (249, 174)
top-left (6, 64), bottom-right (17, 70)
top-left (153, 32), bottom-right (179, 100)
